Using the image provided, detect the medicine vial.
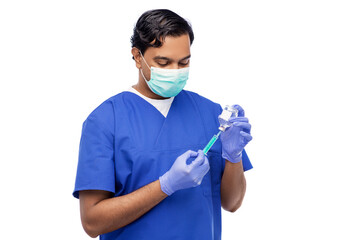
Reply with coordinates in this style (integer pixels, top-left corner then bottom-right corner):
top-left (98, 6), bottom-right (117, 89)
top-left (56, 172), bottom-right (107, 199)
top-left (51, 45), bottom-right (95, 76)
top-left (218, 105), bottom-right (238, 131)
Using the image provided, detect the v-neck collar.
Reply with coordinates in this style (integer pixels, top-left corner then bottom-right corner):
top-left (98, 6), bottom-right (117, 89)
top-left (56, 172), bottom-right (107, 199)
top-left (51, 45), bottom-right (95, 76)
top-left (126, 88), bottom-right (175, 118)
top-left (120, 90), bottom-right (208, 151)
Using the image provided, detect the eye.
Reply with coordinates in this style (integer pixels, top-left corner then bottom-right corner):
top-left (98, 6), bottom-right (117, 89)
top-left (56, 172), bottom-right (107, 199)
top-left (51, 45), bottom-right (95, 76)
top-left (156, 60), bottom-right (169, 66)
top-left (179, 59), bottom-right (190, 66)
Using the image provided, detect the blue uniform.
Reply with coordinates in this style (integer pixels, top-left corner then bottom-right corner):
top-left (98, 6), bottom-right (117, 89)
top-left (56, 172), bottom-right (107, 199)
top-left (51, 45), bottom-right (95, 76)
top-left (73, 90), bottom-right (253, 240)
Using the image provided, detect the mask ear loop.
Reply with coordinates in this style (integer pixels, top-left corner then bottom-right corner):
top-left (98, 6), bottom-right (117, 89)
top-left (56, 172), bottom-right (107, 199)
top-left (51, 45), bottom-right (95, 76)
top-left (139, 51), bottom-right (151, 70)
top-left (139, 51), bottom-right (151, 81)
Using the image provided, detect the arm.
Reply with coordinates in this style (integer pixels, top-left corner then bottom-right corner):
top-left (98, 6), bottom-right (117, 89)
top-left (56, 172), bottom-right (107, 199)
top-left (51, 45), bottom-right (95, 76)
top-left (79, 150), bottom-right (209, 238)
top-left (79, 180), bottom-right (167, 238)
top-left (219, 104), bottom-right (252, 212)
top-left (220, 160), bottom-right (246, 212)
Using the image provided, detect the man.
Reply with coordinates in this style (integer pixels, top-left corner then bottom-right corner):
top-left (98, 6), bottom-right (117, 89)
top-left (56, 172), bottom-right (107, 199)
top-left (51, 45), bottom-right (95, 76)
top-left (73, 9), bottom-right (253, 240)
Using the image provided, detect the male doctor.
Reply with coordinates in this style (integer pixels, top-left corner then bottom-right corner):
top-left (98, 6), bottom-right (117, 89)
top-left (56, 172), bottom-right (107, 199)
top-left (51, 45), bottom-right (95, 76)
top-left (73, 9), bottom-right (253, 240)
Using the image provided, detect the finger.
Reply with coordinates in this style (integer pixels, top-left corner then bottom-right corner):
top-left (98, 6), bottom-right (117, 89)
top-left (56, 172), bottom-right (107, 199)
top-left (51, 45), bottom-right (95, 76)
top-left (195, 160), bottom-right (210, 183)
top-left (229, 117), bottom-right (249, 123)
top-left (201, 157), bottom-right (210, 173)
top-left (191, 151), bottom-right (205, 166)
top-left (183, 150), bottom-right (198, 159)
top-left (231, 104), bottom-right (245, 117)
top-left (232, 122), bottom-right (251, 133)
top-left (240, 131), bottom-right (253, 142)
top-left (197, 152), bottom-right (209, 167)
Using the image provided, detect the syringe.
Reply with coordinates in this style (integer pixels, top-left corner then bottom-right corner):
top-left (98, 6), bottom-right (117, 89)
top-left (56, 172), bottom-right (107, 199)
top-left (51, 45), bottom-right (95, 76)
top-left (203, 130), bottom-right (222, 155)
top-left (202, 105), bottom-right (239, 155)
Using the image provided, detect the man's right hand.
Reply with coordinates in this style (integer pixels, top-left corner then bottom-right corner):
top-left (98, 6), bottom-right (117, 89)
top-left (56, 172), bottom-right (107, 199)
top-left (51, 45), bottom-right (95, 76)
top-left (159, 150), bottom-right (210, 196)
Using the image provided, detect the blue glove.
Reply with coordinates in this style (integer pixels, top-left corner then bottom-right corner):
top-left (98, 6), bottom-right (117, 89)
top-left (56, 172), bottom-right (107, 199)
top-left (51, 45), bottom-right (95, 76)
top-left (159, 150), bottom-right (210, 196)
top-left (220, 105), bottom-right (253, 163)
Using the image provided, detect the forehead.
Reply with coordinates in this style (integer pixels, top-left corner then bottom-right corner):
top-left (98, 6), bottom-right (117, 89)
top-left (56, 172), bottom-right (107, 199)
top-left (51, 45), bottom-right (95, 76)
top-left (146, 34), bottom-right (191, 59)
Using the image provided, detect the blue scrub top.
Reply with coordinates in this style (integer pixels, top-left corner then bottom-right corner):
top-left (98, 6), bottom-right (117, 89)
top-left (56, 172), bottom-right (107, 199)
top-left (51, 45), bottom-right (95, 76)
top-left (73, 90), bottom-right (253, 240)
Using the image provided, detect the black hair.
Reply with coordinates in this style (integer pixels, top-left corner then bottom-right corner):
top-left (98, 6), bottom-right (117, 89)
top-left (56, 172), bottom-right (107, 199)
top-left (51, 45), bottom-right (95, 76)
top-left (131, 9), bottom-right (194, 57)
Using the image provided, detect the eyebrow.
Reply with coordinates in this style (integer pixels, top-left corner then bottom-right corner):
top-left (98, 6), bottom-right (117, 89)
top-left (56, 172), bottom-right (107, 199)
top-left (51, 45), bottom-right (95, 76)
top-left (153, 54), bottom-right (191, 62)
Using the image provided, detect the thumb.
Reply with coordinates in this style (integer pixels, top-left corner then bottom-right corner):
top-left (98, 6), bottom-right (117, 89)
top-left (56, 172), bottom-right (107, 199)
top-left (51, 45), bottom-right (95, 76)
top-left (232, 104), bottom-right (245, 117)
top-left (190, 150), bottom-right (205, 166)
top-left (182, 150), bottom-right (198, 159)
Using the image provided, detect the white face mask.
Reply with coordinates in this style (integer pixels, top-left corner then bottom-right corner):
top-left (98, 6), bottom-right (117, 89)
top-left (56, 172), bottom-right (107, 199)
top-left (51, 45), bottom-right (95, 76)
top-left (140, 53), bottom-right (189, 98)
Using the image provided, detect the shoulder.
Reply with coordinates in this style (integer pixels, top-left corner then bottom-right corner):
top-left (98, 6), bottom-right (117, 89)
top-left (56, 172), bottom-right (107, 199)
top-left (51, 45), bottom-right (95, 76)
top-left (86, 91), bottom-right (133, 118)
top-left (83, 91), bottom-right (133, 128)
top-left (182, 90), bottom-right (222, 115)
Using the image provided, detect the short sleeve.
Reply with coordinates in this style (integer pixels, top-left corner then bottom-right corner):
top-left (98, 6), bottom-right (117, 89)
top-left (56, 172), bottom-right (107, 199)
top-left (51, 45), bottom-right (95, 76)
top-left (73, 101), bottom-right (115, 199)
top-left (241, 149), bottom-right (253, 171)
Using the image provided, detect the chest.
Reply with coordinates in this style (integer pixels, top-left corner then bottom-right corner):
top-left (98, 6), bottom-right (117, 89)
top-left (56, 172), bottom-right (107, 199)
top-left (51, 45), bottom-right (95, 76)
top-left (111, 92), bottom-right (223, 196)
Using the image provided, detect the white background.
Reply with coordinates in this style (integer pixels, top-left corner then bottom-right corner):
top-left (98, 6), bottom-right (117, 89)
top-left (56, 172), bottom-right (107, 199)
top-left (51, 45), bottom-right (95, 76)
top-left (1, 0), bottom-right (359, 239)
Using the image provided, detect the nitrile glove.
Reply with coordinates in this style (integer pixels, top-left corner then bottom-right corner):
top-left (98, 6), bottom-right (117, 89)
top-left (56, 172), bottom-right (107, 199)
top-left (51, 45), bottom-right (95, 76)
top-left (159, 150), bottom-right (210, 196)
top-left (220, 105), bottom-right (253, 163)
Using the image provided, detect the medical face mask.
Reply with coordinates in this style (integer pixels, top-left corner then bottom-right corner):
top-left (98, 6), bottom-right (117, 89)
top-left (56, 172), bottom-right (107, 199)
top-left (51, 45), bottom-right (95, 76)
top-left (140, 53), bottom-right (189, 98)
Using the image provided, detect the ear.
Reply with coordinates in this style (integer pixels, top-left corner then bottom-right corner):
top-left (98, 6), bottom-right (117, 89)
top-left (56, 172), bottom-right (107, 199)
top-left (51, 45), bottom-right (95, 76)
top-left (131, 47), bottom-right (142, 69)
